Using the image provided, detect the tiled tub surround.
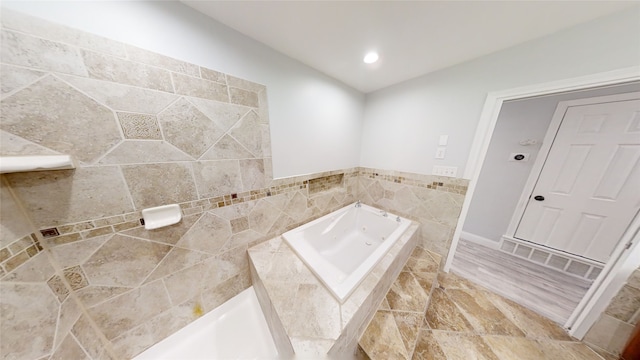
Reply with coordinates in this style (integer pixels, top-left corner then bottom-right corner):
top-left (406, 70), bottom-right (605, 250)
top-left (583, 267), bottom-right (640, 357)
top-left (248, 220), bottom-right (419, 357)
top-left (357, 168), bottom-right (468, 259)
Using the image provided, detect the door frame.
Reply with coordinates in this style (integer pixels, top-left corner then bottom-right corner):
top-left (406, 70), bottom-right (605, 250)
top-left (505, 91), bottom-right (640, 244)
top-left (443, 65), bottom-right (640, 338)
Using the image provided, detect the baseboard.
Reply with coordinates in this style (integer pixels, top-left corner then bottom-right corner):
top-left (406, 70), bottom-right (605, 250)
top-left (459, 231), bottom-right (500, 249)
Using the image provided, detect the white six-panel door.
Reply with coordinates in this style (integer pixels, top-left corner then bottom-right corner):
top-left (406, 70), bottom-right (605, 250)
top-left (515, 96), bottom-right (640, 263)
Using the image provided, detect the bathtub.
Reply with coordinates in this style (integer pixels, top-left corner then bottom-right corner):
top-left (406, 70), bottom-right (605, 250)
top-left (133, 287), bottom-right (278, 360)
top-left (283, 202), bottom-right (411, 303)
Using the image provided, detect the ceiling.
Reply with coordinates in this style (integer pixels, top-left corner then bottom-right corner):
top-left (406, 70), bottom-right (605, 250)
top-left (181, 1), bottom-right (637, 93)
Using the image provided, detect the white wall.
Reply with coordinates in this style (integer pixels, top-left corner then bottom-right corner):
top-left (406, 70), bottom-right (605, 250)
top-left (360, 7), bottom-right (640, 177)
top-left (1, 1), bottom-right (365, 179)
top-left (463, 82), bottom-right (640, 242)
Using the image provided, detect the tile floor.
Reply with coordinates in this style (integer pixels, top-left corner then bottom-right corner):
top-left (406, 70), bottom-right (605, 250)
top-left (358, 246), bottom-right (612, 360)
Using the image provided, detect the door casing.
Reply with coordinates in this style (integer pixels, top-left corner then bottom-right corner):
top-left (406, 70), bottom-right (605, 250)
top-left (507, 91), bottom-right (640, 262)
top-left (444, 65), bottom-right (640, 339)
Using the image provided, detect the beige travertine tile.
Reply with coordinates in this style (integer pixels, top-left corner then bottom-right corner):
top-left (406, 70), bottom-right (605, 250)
top-left (446, 288), bottom-right (525, 336)
top-left (60, 75), bottom-right (178, 114)
top-left (240, 159), bottom-right (266, 191)
top-left (50, 235), bottom-right (112, 269)
top-left (200, 67), bottom-right (226, 83)
top-left (537, 340), bottom-right (605, 360)
top-left (0, 29), bottom-right (88, 76)
top-left (187, 97), bottom-right (251, 132)
top-left (230, 217), bottom-right (250, 233)
top-left (411, 329), bottom-right (447, 360)
top-left (226, 75), bottom-right (266, 93)
top-left (386, 272), bottom-right (429, 312)
top-left (229, 87), bottom-right (259, 107)
top-left (434, 331), bottom-right (499, 360)
top-left (116, 113), bottom-right (162, 140)
top-left (226, 229), bottom-right (264, 250)
top-left (6, 167), bottom-right (134, 227)
top-left (82, 234), bottom-right (171, 287)
top-left (171, 72), bottom-right (228, 102)
top-left (283, 191), bottom-right (310, 222)
top-left (229, 111), bottom-right (263, 157)
top-left (248, 199), bottom-right (282, 235)
top-left (482, 290), bottom-right (572, 340)
top-left (50, 333), bottom-right (91, 360)
top-left (75, 285), bottom-right (132, 307)
top-left (2, 252), bottom-right (56, 282)
top-left (82, 50), bottom-right (173, 92)
top-left (63, 265), bottom-right (89, 291)
top-left (88, 281), bottom-right (171, 340)
top-left (201, 270), bottom-right (251, 311)
top-left (291, 337), bottom-right (334, 356)
top-left (482, 335), bottom-right (546, 360)
top-left (0, 130), bottom-right (61, 156)
top-left (109, 296), bottom-right (200, 359)
top-left (0, 63), bottom-right (45, 95)
top-left (0, 283), bottom-right (59, 359)
top-left (157, 98), bottom-right (225, 158)
top-left (1, 9), bottom-right (127, 58)
top-left (210, 245), bottom-right (248, 283)
top-left (125, 45), bottom-right (200, 77)
top-left (0, 75), bottom-right (122, 163)
top-left (287, 283), bottom-right (341, 339)
top-left (175, 212), bottom-right (231, 254)
top-left (98, 140), bottom-right (193, 164)
top-left (605, 284), bottom-right (640, 322)
top-left (425, 288), bottom-right (474, 332)
top-left (47, 273), bottom-right (70, 302)
top-left (626, 269), bottom-right (640, 290)
top-left (360, 310), bottom-right (409, 359)
top-left (121, 163), bottom-right (198, 209)
top-left (192, 160), bottom-right (243, 198)
top-left (0, 182), bottom-right (33, 248)
top-left (200, 134), bottom-right (256, 160)
top-left (584, 313), bottom-right (635, 354)
top-left (54, 297), bottom-right (83, 349)
top-left (121, 213), bottom-right (200, 245)
top-left (143, 247), bottom-right (211, 284)
top-left (437, 272), bottom-right (477, 290)
top-left (71, 315), bottom-right (109, 359)
top-left (393, 311), bottom-right (423, 357)
top-left (162, 260), bottom-right (210, 305)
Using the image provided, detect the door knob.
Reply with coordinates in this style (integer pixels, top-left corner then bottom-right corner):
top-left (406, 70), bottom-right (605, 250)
top-left (534, 195), bottom-right (545, 201)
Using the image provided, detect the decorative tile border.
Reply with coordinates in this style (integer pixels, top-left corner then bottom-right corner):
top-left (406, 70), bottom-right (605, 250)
top-left (357, 167), bottom-right (467, 195)
top-left (0, 233), bottom-right (43, 274)
top-left (36, 169), bottom-right (360, 247)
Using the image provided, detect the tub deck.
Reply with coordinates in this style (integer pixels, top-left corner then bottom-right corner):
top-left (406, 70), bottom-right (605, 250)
top-left (248, 221), bottom-right (419, 357)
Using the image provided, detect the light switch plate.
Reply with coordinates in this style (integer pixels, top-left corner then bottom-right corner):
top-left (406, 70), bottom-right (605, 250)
top-left (435, 147), bottom-right (446, 159)
top-left (439, 135), bottom-right (449, 146)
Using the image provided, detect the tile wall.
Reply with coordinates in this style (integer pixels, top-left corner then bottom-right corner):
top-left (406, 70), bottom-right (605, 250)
top-left (584, 267), bottom-right (640, 356)
top-left (357, 167), bottom-right (468, 257)
top-left (0, 9), bottom-right (471, 359)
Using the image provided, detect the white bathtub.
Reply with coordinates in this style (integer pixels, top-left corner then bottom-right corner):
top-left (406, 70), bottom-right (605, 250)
top-left (283, 202), bottom-right (411, 303)
top-left (133, 287), bottom-right (278, 360)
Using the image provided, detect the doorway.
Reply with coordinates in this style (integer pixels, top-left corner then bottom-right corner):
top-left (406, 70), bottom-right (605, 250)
top-left (444, 67), bottom-right (640, 338)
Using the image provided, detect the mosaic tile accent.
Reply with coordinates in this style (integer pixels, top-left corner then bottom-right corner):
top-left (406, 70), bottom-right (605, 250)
top-left (309, 173), bottom-right (344, 194)
top-left (117, 112), bottom-right (162, 140)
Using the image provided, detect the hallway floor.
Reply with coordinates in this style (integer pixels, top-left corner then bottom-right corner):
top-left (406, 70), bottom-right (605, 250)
top-left (451, 239), bottom-right (593, 324)
top-left (358, 246), bottom-right (613, 360)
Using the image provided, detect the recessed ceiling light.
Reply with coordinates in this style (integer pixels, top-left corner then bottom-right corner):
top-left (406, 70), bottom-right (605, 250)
top-left (363, 52), bottom-right (379, 64)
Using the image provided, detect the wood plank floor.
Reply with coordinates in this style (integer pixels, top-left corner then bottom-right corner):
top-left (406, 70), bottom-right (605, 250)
top-left (451, 240), bottom-right (594, 324)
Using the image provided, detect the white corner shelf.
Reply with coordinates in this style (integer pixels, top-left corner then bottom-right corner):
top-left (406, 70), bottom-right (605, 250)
top-left (0, 155), bottom-right (76, 174)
